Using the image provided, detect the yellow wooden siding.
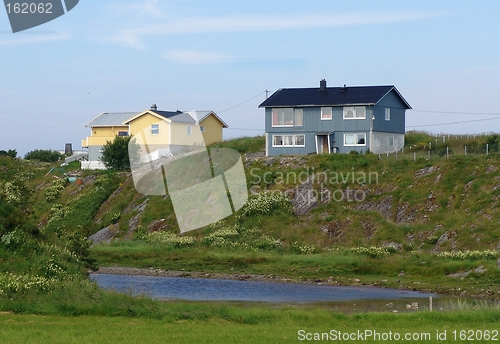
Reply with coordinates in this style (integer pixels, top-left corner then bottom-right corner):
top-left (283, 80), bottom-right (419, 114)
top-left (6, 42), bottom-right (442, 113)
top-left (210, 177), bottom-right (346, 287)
top-left (200, 114), bottom-right (224, 145)
top-left (128, 113), bottom-right (170, 146)
top-left (170, 122), bottom-right (205, 146)
top-left (83, 126), bottom-right (129, 147)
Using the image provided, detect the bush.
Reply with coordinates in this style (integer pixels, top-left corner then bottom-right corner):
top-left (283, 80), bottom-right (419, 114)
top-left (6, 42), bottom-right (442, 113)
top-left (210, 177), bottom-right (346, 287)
top-left (24, 149), bottom-right (63, 162)
top-left (100, 135), bottom-right (139, 170)
top-left (0, 149), bottom-right (17, 158)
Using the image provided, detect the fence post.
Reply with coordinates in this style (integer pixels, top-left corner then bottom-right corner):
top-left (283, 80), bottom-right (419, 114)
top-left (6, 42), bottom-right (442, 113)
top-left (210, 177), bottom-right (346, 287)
top-left (486, 144), bottom-right (489, 156)
top-left (446, 147), bottom-right (449, 159)
top-left (464, 145), bottom-right (467, 155)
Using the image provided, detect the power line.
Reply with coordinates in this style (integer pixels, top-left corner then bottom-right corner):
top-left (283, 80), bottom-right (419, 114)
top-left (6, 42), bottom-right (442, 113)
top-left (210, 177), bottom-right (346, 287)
top-left (407, 116), bottom-right (500, 128)
top-left (226, 127), bottom-right (264, 131)
top-left (217, 91), bottom-right (267, 114)
top-left (409, 109), bottom-right (500, 116)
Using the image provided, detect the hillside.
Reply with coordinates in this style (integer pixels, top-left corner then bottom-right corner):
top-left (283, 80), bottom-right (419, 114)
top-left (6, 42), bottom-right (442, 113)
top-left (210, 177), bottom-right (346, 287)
top-left (1, 132), bottom-right (500, 305)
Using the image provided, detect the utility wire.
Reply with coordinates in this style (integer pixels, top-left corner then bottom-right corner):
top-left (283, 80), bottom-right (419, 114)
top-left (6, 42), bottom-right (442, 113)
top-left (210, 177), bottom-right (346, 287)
top-left (407, 116), bottom-right (500, 128)
top-left (217, 91), bottom-right (267, 114)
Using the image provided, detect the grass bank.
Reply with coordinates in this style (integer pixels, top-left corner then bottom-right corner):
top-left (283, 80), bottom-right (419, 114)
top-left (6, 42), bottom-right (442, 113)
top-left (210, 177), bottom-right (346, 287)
top-left (1, 307), bottom-right (499, 343)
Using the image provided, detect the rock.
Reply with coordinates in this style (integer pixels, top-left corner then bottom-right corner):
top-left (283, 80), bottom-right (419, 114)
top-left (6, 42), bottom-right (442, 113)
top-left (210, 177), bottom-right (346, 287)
top-left (414, 166), bottom-right (439, 178)
top-left (398, 271), bottom-right (405, 277)
top-left (486, 165), bottom-right (498, 174)
top-left (88, 225), bottom-right (118, 246)
top-left (291, 175), bottom-right (318, 216)
top-left (411, 302), bottom-right (419, 310)
top-left (474, 265), bottom-right (487, 274)
top-left (386, 302), bottom-right (394, 308)
top-left (405, 304), bottom-right (412, 309)
top-left (384, 242), bottom-right (402, 251)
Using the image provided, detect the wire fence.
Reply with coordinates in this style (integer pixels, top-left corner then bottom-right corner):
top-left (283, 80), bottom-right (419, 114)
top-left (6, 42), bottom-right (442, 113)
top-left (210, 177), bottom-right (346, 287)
top-left (378, 143), bottom-right (499, 162)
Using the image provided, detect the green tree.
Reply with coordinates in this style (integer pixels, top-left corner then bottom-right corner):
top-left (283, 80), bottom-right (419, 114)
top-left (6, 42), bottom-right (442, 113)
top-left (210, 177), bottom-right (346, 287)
top-left (0, 149), bottom-right (17, 158)
top-left (100, 135), bottom-right (139, 170)
top-left (24, 149), bottom-right (63, 162)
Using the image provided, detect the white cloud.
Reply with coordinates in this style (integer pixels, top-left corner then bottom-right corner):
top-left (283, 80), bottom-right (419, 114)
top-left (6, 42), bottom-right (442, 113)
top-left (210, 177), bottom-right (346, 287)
top-left (0, 33), bottom-right (70, 46)
top-left (109, 10), bottom-right (450, 49)
top-left (164, 49), bottom-right (233, 64)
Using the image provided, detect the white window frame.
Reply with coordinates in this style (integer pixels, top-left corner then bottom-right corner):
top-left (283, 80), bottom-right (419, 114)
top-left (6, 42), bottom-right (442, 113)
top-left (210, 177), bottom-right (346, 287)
top-left (272, 108), bottom-right (293, 127)
top-left (321, 107), bottom-right (332, 120)
top-left (343, 106), bottom-right (366, 120)
top-left (344, 133), bottom-right (366, 147)
top-left (151, 124), bottom-right (159, 135)
top-left (385, 108), bottom-right (391, 121)
top-left (272, 134), bottom-right (306, 147)
top-left (187, 125), bottom-right (192, 136)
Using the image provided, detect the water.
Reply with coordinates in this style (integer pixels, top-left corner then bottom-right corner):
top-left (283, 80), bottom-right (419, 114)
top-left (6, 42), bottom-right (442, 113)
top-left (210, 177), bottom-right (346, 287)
top-left (90, 273), bottom-right (437, 304)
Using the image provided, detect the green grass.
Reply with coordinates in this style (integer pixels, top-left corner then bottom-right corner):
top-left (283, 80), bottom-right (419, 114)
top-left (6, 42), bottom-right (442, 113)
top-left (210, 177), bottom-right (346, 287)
top-left (1, 307), bottom-right (500, 343)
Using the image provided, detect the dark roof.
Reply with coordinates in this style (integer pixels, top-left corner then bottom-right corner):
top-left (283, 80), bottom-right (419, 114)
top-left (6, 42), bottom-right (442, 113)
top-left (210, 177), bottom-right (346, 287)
top-left (259, 85), bottom-right (411, 109)
top-left (154, 110), bottom-right (196, 124)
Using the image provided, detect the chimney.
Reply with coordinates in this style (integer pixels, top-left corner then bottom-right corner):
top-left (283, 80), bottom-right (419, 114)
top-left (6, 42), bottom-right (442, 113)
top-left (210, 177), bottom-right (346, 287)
top-left (151, 104), bottom-right (157, 111)
top-left (320, 79), bottom-right (327, 90)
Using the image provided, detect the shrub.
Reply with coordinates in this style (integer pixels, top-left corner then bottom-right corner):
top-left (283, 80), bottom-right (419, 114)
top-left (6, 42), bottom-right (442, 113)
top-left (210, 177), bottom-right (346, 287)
top-left (24, 149), bottom-right (63, 162)
top-left (350, 246), bottom-right (392, 258)
top-left (45, 179), bottom-right (67, 202)
top-left (437, 250), bottom-right (498, 260)
top-left (100, 135), bottom-right (139, 170)
top-left (145, 231), bottom-right (196, 248)
top-left (0, 149), bottom-right (17, 158)
top-left (238, 192), bottom-right (292, 219)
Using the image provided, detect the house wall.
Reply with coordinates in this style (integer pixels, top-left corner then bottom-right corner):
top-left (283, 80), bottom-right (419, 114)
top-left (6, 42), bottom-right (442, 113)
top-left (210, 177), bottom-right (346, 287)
top-left (266, 107), bottom-right (372, 156)
top-left (372, 90), bottom-right (406, 134)
top-left (83, 126), bottom-right (129, 147)
top-left (200, 115), bottom-right (224, 145)
top-left (370, 132), bottom-right (404, 154)
top-left (129, 113), bottom-right (171, 146)
top-left (170, 122), bottom-right (204, 146)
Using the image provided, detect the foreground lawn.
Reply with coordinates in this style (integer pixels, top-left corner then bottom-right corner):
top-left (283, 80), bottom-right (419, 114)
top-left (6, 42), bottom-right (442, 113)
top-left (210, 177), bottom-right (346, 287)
top-left (1, 309), bottom-right (499, 343)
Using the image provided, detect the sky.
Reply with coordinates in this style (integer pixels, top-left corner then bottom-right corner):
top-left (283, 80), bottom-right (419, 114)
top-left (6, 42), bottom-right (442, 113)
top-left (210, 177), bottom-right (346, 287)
top-left (1, 0), bottom-right (500, 156)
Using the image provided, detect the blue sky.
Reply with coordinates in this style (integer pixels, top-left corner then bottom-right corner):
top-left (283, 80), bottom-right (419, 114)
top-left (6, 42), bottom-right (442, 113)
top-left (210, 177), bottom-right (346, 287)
top-left (1, 0), bottom-right (500, 156)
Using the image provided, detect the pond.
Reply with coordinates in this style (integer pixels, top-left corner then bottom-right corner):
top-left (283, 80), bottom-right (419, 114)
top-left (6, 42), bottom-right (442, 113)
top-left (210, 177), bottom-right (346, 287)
top-left (90, 273), bottom-right (439, 308)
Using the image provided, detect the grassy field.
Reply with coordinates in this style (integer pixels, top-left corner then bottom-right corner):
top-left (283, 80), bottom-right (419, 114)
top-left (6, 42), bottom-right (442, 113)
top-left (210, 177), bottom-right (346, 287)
top-left (2, 307), bottom-right (500, 343)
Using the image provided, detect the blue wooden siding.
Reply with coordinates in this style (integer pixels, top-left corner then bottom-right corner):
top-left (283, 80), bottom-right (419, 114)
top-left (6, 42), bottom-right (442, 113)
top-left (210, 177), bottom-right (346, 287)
top-left (372, 90), bottom-right (406, 133)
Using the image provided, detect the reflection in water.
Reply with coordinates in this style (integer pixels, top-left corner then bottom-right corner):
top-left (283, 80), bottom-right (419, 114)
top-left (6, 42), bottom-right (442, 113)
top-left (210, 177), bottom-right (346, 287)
top-left (90, 273), bottom-right (438, 308)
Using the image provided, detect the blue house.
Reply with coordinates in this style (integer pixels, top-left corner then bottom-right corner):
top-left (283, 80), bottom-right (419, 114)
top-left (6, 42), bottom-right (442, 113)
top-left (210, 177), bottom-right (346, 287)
top-left (259, 80), bottom-right (411, 156)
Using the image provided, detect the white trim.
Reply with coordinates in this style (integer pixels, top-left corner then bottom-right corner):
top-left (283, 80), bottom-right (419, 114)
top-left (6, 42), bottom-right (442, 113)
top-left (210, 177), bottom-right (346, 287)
top-left (344, 133), bottom-right (366, 147)
top-left (343, 106), bottom-right (366, 120)
top-left (272, 134), bottom-right (305, 147)
top-left (320, 107), bottom-right (332, 120)
top-left (385, 108), bottom-right (391, 121)
top-left (151, 123), bottom-right (160, 135)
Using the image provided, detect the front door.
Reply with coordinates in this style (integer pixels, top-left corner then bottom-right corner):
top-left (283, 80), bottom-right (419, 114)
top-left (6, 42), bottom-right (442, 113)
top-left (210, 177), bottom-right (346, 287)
top-left (316, 135), bottom-right (330, 154)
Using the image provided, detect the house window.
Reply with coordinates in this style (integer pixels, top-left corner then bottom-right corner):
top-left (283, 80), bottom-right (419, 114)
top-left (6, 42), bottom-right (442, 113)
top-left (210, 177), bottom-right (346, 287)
top-left (151, 124), bottom-right (159, 135)
top-left (321, 107), bottom-right (332, 120)
top-left (272, 108), bottom-right (303, 127)
top-left (343, 106), bottom-right (366, 119)
top-left (200, 126), bottom-right (205, 133)
top-left (388, 135), bottom-right (394, 146)
top-left (385, 108), bottom-right (391, 121)
top-left (118, 131), bottom-right (128, 137)
top-left (272, 134), bottom-right (305, 147)
top-left (295, 134), bottom-right (305, 146)
top-left (344, 133), bottom-right (366, 146)
top-left (294, 109), bottom-right (303, 126)
top-left (187, 126), bottom-right (192, 136)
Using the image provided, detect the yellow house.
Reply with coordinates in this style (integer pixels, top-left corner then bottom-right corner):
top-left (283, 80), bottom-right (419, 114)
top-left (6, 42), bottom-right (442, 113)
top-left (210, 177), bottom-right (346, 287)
top-left (81, 105), bottom-right (228, 169)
